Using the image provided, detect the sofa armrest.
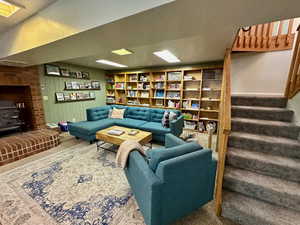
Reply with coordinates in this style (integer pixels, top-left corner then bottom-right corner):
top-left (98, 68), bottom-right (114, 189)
top-left (170, 115), bottom-right (184, 137)
top-left (165, 133), bottom-right (186, 148)
top-left (124, 151), bottom-right (163, 225)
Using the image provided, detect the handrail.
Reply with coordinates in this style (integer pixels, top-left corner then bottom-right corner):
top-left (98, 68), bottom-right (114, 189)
top-left (233, 19), bottom-right (295, 52)
top-left (215, 49), bottom-right (232, 216)
top-left (285, 25), bottom-right (300, 99)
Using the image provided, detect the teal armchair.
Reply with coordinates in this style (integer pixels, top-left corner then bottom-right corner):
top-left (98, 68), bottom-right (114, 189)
top-left (124, 134), bottom-right (217, 225)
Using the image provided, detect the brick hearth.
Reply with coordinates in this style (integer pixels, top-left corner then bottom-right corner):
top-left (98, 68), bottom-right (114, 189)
top-left (0, 129), bottom-right (59, 166)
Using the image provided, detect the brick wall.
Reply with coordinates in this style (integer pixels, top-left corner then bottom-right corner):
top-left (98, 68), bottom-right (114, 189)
top-left (0, 65), bottom-right (45, 129)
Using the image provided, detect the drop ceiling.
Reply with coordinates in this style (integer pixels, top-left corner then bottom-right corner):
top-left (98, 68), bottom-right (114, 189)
top-left (0, 0), bottom-right (58, 33)
top-left (1, 0), bottom-right (300, 70)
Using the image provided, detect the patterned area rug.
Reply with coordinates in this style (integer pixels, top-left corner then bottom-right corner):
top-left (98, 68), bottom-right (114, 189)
top-left (0, 141), bottom-right (234, 225)
top-left (0, 143), bottom-right (144, 225)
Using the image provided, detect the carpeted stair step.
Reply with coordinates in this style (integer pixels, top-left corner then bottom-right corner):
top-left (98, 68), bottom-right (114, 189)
top-left (232, 95), bottom-right (287, 108)
top-left (232, 105), bottom-right (294, 122)
top-left (229, 132), bottom-right (300, 159)
top-left (223, 167), bottom-right (300, 211)
top-left (226, 148), bottom-right (300, 182)
top-left (231, 117), bottom-right (300, 140)
top-left (222, 190), bottom-right (300, 225)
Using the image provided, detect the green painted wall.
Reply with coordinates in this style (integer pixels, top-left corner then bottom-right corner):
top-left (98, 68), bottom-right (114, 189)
top-left (40, 63), bottom-right (106, 123)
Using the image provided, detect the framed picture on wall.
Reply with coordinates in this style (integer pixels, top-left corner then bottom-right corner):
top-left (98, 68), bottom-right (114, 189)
top-left (82, 72), bottom-right (90, 79)
top-left (70, 93), bottom-right (77, 100)
top-left (76, 72), bottom-right (83, 79)
top-left (89, 92), bottom-right (95, 99)
top-left (91, 81), bottom-right (100, 89)
top-left (65, 82), bottom-right (73, 90)
top-left (64, 93), bottom-right (71, 101)
top-left (60, 68), bottom-right (70, 77)
top-left (55, 92), bottom-right (65, 101)
top-left (45, 64), bottom-right (61, 76)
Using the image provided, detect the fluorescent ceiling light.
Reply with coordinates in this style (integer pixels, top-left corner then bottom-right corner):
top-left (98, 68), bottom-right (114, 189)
top-left (112, 48), bottom-right (133, 56)
top-left (0, 0), bottom-right (20, 18)
top-left (96, 59), bottom-right (128, 68)
top-left (153, 50), bottom-right (180, 63)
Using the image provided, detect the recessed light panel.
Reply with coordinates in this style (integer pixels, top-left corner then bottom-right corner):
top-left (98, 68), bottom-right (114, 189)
top-left (112, 48), bottom-right (133, 56)
top-left (96, 59), bottom-right (128, 68)
top-left (153, 50), bottom-right (180, 63)
top-left (0, 0), bottom-right (20, 18)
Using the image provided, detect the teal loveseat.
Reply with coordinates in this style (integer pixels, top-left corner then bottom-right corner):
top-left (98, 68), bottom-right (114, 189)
top-left (125, 133), bottom-right (217, 225)
top-left (68, 105), bottom-right (184, 143)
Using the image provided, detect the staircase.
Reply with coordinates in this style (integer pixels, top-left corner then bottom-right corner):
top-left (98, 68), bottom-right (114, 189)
top-left (221, 95), bottom-right (300, 225)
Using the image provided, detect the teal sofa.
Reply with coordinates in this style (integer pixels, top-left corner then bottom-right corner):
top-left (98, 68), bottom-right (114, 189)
top-left (125, 133), bottom-right (217, 225)
top-left (68, 105), bottom-right (184, 143)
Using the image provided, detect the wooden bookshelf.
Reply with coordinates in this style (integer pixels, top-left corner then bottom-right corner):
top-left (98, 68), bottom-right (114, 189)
top-left (105, 66), bottom-right (223, 132)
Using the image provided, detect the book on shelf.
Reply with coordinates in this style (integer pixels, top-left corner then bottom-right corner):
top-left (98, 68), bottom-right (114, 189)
top-left (166, 91), bottom-right (180, 99)
top-left (167, 72), bottom-right (181, 81)
top-left (155, 90), bottom-right (165, 98)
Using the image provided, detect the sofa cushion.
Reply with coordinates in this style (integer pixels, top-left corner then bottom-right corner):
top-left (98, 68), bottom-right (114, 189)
top-left (114, 118), bottom-right (147, 129)
top-left (146, 141), bottom-right (202, 171)
top-left (86, 106), bottom-right (111, 121)
top-left (68, 118), bottom-right (115, 135)
top-left (141, 122), bottom-right (171, 134)
top-left (125, 107), bottom-right (150, 121)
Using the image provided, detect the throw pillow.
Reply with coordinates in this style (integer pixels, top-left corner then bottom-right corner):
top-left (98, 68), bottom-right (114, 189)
top-left (161, 111), bottom-right (170, 128)
top-left (169, 111), bottom-right (177, 122)
top-left (111, 108), bottom-right (125, 119)
top-left (108, 109), bottom-right (112, 118)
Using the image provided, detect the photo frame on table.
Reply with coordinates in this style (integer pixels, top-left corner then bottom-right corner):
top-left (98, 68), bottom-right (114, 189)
top-left (55, 92), bottom-right (65, 102)
top-left (60, 68), bottom-right (70, 77)
top-left (45, 64), bottom-right (60, 76)
top-left (91, 81), bottom-right (101, 89)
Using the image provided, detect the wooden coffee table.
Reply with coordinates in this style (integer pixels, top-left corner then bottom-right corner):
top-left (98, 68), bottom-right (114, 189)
top-left (96, 126), bottom-right (152, 151)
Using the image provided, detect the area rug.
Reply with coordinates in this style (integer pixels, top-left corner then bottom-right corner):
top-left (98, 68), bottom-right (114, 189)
top-left (0, 143), bottom-right (144, 225)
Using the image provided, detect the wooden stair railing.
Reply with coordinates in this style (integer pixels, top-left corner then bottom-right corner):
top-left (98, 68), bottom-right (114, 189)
top-left (285, 25), bottom-right (300, 99)
top-left (215, 49), bottom-right (232, 216)
top-left (233, 19), bottom-right (295, 52)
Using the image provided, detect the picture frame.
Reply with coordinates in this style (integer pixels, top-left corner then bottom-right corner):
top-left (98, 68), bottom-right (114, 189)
top-left (70, 72), bottom-right (77, 78)
top-left (89, 92), bottom-right (95, 99)
top-left (65, 82), bottom-right (73, 90)
top-left (70, 93), bottom-right (77, 100)
top-left (71, 82), bottom-right (80, 89)
top-left (45, 64), bottom-right (60, 76)
top-left (91, 81), bottom-right (100, 89)
top-left (64, 93), bottom-right (71, 101)
top-left (76, 72), bottom-right (83, 79)
top-left (60, 68), bottom-right (70, 77)
top-left (55, 92), bottom-right (65, 102)
top-left (82, 72), bottom-right (90, 79)
top-left (84, 82), bottom-right (92, 89)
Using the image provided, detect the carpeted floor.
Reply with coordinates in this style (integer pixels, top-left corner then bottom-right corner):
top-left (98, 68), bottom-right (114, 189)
top-left (0, 134), bottom-right (235, 225)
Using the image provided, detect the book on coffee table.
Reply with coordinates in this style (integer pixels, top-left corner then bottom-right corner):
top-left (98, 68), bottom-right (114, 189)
top-left (107, 129), bottom-right (124, 136)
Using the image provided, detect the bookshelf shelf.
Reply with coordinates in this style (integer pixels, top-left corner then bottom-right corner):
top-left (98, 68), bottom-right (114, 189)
top-left (105, 66), bottom-right (223, 132)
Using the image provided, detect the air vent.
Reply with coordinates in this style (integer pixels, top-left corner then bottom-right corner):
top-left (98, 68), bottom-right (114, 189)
top-left (0, 60), bottom-right (28, 67)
